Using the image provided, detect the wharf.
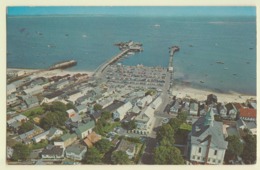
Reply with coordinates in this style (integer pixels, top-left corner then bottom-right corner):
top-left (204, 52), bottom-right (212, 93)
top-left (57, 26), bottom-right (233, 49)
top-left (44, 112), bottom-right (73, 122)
top-left (168, 46), bottom-right (180, 72)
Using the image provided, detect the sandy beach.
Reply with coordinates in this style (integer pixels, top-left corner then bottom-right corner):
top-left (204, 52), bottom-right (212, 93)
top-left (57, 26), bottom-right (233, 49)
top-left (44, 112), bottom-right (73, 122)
top-left (172, 85), bottom-right (256, 103)
top-left (7, 68), bottom-right (94, 78)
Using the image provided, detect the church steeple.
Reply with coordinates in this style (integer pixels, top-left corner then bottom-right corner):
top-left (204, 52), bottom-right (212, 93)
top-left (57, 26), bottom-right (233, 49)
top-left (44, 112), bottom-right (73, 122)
top-left (204, 107), bottom-right (214, 127)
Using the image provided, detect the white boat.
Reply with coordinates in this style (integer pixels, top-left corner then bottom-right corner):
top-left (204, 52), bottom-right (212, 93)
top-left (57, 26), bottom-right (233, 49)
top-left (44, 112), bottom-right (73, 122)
top-left (154, 24), bottom-right (160, 27)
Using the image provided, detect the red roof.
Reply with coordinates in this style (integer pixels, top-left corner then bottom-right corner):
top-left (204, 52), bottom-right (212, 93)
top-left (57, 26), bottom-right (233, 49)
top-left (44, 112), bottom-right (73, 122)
top-left (232, 103), bottom-right (243, 110)
top-left (239, 108), bottom-right (256, 118)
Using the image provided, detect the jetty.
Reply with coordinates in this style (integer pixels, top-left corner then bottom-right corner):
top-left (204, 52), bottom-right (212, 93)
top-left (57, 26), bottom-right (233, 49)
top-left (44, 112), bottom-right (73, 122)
top-left (94, 41), bottom-right (143, 77)
top-left (168, 46), bottom-right (180, 72)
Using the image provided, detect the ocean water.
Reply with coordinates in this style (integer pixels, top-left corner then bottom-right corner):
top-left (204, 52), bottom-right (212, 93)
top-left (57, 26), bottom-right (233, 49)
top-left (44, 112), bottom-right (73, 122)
top-left (7, 15), bottom-right (256, 95)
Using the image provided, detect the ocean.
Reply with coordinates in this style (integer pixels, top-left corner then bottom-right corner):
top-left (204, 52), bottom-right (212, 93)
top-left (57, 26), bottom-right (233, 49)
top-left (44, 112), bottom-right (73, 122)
top-left (7, 15), bottom-right (256, 95)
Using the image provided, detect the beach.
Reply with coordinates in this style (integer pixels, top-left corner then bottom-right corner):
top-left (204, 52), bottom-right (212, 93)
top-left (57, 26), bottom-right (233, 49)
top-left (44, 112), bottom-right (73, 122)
top-left (172, 85), bottom-right (256, 103)
top-left (7, 68), bottom-right (94, 79)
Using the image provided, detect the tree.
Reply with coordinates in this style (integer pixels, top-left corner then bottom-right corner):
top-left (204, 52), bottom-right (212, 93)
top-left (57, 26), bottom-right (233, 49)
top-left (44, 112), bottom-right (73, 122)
top-left (156, 124), bottom-right (175, 144)
top-left (111, 151), bottom-right (130, 164)
top-left (95, 139), bottom-right (112, 154)
top-left (154, 144), bottom-right (184, 164)
top-left (224, 135), bottom-right (244, 163)
top-left (241, 134), bottom-right (256, 164)
top-left (39, 111), bottom-right (67, 130)
top-left (94, 104), bottom-right (102, 111)
top-left (84, 147), bottom-right (102, 164)
top-left (168, 118), bottom-right (182, 131)
top-left (177, 112), bottom-right (188, 123)
top-left (66, 102), bottom-right (76, 111)
top-left (18, 121), bottom-right (34, 134)
top-left (102, 111), bottom-right (112, 120)
top-left (11, 143), bottom-right (31, 161)
top-left (121, 120), bottom-right (137, 131)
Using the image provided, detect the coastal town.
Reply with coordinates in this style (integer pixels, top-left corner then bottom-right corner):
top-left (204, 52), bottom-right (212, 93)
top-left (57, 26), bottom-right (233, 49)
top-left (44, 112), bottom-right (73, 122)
top-left (6, 41), bottom-right (256, 165)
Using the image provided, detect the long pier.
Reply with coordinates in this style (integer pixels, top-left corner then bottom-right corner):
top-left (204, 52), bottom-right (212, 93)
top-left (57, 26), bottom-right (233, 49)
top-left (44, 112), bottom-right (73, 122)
top-left (168, 46), bottom-right (180, 72)
top-left (93, 41), bottom-right (143, 77)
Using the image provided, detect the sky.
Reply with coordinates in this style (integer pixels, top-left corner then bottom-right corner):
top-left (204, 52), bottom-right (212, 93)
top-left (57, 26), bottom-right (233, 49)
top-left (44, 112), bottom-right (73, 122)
top-left (7, 6), bottom-right (256, 16)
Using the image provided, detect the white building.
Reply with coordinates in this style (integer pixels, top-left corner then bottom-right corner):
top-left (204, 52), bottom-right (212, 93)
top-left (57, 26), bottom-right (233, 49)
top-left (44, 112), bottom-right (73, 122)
top-left (113, 102), bottom-right (133, 120)
top-left (189, 108), bottom-right (228, 165)
top-left (23, 85), bottom-right (44, 96)
top-left (150, 96), bottom-right (162, 110)
top-left (65, 144), bottom-right (87, 161)
top-left (134, 106), bottom-right (155, 135)
top-left (136, 95), bottom-right (153, 108)
top-left (7, 84), bottom-right (16, 95)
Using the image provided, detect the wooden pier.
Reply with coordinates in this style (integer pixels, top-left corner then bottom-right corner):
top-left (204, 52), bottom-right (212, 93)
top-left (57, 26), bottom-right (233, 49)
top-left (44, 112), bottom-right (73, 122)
top-left (168, 46), bottom-right (180, 72)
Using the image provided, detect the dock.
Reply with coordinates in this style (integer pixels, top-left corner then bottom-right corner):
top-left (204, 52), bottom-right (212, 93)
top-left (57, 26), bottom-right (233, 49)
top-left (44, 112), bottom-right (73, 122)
top-left (168, 46), bottom-right (180, 72)
top-left (94, 41), bottom-right (143, 77)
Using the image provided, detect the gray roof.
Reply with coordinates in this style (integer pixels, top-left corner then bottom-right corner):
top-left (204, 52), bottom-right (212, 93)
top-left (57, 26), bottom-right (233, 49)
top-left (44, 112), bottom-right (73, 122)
top-left (41, 145), bottom-right (64, 156)
top-left (65, 144), bottom-right (87, 155)
top-left (24, 96), bottom-right (39, 106)
top-left (75, 120), bottom-right (95, 134)
top-left (191, 109), bottom-right (228, 149)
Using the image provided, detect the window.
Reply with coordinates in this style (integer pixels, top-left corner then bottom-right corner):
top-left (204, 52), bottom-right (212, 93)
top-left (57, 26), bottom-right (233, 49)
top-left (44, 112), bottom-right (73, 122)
top-left (192, 155), bottom-right (195, 159)
top-left (213, 159), bottom-right (216, 163)
top-left (208, 158), bottom-right (211, 162)
top-left (218, 160), bottom-right (221, 164)
top-left (198, 147), bottom-right (201, 153)
top-left (214, 150), bottom-right (218, 155)
top-left (202, 157), bottom-right (205, 161)
top-left (197, 156), bottom-right (200, 160)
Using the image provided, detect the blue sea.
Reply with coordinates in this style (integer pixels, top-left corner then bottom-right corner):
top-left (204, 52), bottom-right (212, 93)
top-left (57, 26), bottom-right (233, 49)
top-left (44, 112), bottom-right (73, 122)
top-left (7, 15), bottom-right (256, 95)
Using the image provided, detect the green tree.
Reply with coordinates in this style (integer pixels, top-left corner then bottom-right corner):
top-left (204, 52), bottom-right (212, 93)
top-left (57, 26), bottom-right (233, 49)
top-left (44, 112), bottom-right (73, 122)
top-left (111, 151), bottom-right (130, 164)
top-left (121, 120), bottom-right (137, 131)
top-left (241, 134), bottom-right (256, 164)
top-left (154, 144), bottom-right (184, 164)
top-left (84, 147), bottom-right (102, 164)
top-left (18, 121), bottom-right (34, 134)
top-left (102, 111), bottom-right (112, 120)
top-left (66, 102), bottom-right (76, 111)
top-left (224, 135), bottom-right (244, 163)
top-left (94, 104), bottom-right (102, 111)
top-left (95, 139), bottom-right (112, 154)
top-left (39, 111), bottom-right (67, 130)
top-left (177, 112), bottom-right (188, 123)
top-left (11, 143), bottom-right (31, 161)
top-left (156, 124), bottom-right (175, 144)
top-left (168, 118), bottom-right (182, 131)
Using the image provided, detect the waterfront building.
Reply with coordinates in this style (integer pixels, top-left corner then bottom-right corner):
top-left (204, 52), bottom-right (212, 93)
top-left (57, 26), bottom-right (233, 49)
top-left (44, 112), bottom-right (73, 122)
top-left (217, 103), bottom-right (228, 118)
top-left (23, 85), bottom-right (44, 96)
top-left (239, 108), bottom-right (256, 122)
top-left (7, 84), bottom-right (16, 95)
top-left (189, 108), bottom-right (228, 165)
top-left (190, 102), bottom-right (199, 116)
top-left (225, 103), bottom-right (237, 120)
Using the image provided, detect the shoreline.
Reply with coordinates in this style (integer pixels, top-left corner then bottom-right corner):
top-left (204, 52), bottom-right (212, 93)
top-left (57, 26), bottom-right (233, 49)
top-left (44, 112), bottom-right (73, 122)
top-left (172, 84), bottom-right (256, 103)
top-left (7, 68), bottom-right (94, 78)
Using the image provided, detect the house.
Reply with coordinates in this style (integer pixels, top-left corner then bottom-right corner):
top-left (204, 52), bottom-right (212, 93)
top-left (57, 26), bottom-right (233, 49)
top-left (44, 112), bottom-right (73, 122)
top-left (189, 102), bottom-right (199, 116)
top-left (134, 106), bottom-right (155, 135)
top-left (97, 97), bottom-right (114, 109)
top-left (7, 84), bottom-right (16, 95)
top-left (65, 144), bottom-right (87, 161)
top-left (170, 99), bottom-right (182, 114)
top-left (236, 118), bottom-right (257, 135)
top-left (75, 120), bottom-right (95, 139)
top-left (54, 133), bottom-right (77, 148)
top-left (102, 100), bottom-right (125, 113)
top-left (51, 79), bottom-right (69, 90)
top-left (47, 127), bottom-right (63, 140)
top-left (67, 109), bottom-right (77, 118)
top-left (189, 108), bottom-right (228, 165)
top-left (115, 139), bottom-right (136, 159)
top-left (83, 132), bottom-right (101, 148)
top-left (91, 111), bottom-right (102, 122)
top-left (33, 130), bottom-right (50, 143)
top-left (75, 95), bottom-right (93, 105)
top-left (239, 108), bottom-right (256, 122)
top-left (41, 90), bottom-right (64, 104)
top-left (113, 102), bottom-right (133, 120)
top-left (131, 105), bottom-right (141, 114)
top-left (206, 94), bottom-right (218, 105)
top-left (246, 99), bottom-right (257, 109)
top-left (75, 104), bottom-right (88, 114)
top-left (217, 103), bottom-right (227, 118)
top-left (199, 103), bottom-right (207, 116)
top-left (182, 98), bottom-right (190, 112)
top-left (41, 145), bottom-right (64, 159)
top-left (23, 85), bottom-right (44, 96)
top-left (150, 96), bottom-right (162, 110)
top-left (24, 96), bottom-right (39, 109)
top-left (66, 90), bottom-right (84, 104)
top-left (225, 103), bottom-right (237, 119)
top-left (17, 125), bottom-right (44, 144)
top-left (7, 114), bottom-right (29, 126)
top-left (136, 95), bottom-right (153, 108)
top-left (7, 94), bottom-right (18, 106)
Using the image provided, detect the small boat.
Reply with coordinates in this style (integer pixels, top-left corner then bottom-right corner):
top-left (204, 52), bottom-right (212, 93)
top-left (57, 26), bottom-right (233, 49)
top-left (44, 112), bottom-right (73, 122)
top-left (246, 62), bottom-right (250, 64)
top-left (216, 61), bottom-right (224, 64)
top-left (154, 24), bottom-right (160, 27)
top-left (249, 47), bottom-right (253, 50)
top-left (65, 34), bottom-right (69, 36)
top-left (224, 67), bottom-right (228, 70)
top-left (200, 80), bottom-right (204, 83)
top-left (189, 44), bottom-right (193, 47)
top-left (82, 34), bottom-right (87, 38)
top-left (233, 73), bottom-right (237, 76)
